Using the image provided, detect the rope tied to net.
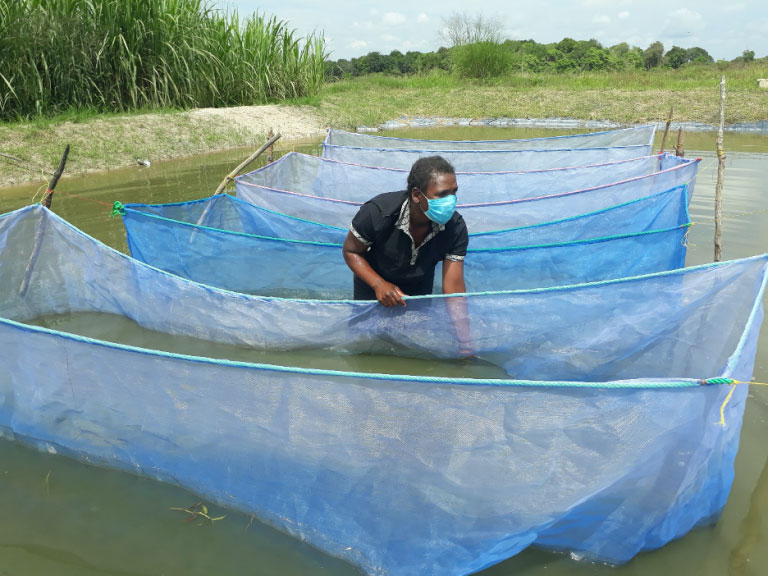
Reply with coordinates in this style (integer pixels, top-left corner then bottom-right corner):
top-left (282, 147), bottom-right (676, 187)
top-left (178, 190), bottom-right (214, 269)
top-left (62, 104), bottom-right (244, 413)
top-left (700, 378), bottom-right (768, 427)
top-left (110, 201), bottom-right (125, 218)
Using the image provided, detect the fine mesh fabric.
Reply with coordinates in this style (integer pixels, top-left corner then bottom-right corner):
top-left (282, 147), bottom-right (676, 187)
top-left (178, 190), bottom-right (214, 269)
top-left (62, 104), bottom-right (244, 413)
top-left (237, 151), bottom-right (694, 204)
top-left (324, 125), bottom-right (657, 149)
top-left (235, 157), bottom-right (699, 231)
top-left (130, 184), bottom-right (690, 248)
top-left (1, 205), bottom-right (767, 575)
top-left (121, 194), bottom-right (690, 297)
top-left (321, 142), bottom-right (654, 170)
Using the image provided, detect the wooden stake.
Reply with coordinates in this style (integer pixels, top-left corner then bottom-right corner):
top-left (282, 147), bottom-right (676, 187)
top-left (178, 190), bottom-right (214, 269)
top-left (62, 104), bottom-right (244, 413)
top-left (19, 145), bottom-right (70, 296)
top-left (714, 76), bottom-right (726, 262)
top-left (674, 127), bottom-right (685, 158)
top-left (41, 144), bottom-right (70, 209)
top-left (213, 132), bottom-right (281, 196)
top-left (266, 128), bottom-right (275, 163)
top-left (659, 107), bottom-right (673, 153)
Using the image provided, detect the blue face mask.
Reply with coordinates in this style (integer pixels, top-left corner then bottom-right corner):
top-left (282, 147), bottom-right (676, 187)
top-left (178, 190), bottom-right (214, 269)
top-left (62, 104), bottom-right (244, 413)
top-left (419, 191), bottom-right (457, 225)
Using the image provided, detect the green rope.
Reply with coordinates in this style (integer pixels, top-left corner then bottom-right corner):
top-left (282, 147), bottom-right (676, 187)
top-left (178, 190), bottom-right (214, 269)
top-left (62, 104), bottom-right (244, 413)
top-left (110, 201), bottom-right (125, 218)
top-left (701, 377), bottom-right (735, 386)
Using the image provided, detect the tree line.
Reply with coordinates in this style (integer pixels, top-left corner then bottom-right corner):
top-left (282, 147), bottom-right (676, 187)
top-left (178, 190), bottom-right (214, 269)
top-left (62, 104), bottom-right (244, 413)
top-left (326, 39), bottom-right (761, 80)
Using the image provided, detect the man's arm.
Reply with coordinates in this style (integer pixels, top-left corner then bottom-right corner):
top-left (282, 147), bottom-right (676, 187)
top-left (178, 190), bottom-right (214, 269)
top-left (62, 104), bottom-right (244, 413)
top-left (442, 259), bottom-right (466, 295)
top-left (442, 259), bottom-right (472, 356)
top-left (342, 232), bottom-right (406, 307)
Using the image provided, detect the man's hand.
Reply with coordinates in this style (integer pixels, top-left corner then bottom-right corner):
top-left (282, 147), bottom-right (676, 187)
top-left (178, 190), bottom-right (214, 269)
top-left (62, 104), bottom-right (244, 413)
top-left (373, 281), bottom-right (407, 307)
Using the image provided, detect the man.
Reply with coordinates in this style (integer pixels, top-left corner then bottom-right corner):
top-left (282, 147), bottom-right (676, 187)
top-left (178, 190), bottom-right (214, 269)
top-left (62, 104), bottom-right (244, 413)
top-left (342, 156), bottom-right (468, 307)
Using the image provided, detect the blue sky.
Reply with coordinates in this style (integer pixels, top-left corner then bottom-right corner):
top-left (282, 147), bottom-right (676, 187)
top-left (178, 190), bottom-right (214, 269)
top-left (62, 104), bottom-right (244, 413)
top-left (214, 1), bottom-right (767, 61)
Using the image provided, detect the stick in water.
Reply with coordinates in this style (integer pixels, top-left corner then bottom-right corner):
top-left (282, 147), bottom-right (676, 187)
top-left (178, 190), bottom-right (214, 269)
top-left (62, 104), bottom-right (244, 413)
top-left (41, 144), bottom-right (70, 209)
top-left (213, 132), bottom-right (281, 196)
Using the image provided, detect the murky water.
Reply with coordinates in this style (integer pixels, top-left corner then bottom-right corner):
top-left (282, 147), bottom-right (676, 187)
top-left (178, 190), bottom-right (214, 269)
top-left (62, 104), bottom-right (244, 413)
top-left (1, 127), bottom-right (767, 575)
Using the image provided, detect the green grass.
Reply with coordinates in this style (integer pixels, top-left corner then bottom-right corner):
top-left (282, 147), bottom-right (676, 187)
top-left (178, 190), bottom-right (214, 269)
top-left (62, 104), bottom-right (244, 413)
top-left (308, 61), bottom-right (768, 128)
top-left (0, 0), bottom-right (326, 120)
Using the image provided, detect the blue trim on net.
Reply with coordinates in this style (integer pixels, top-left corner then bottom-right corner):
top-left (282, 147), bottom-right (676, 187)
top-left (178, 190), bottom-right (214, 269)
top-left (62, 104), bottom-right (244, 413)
top-left (0, 315), bottom-right (705, 389)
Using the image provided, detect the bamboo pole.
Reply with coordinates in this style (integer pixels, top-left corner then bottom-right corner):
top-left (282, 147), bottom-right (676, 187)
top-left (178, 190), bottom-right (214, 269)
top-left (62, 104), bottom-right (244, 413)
top-left (213, 132), bottom-right (281, 196)
top-left (19, 145), bottom-right (70, 296)
top-left (41, 144), bottom-right (70, 209)
top-left (659, 107), bottom-right (673, 153)
top-left (266, 128), bottom-right (275, 163)
top-left (714, 76), bottom-right (726, 262)
top-left (674, 127), bottom-right (685, 158)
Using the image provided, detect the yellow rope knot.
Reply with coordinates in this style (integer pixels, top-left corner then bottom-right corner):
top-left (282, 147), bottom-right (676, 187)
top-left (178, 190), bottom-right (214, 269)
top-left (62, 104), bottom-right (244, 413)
top-left (703, 378), bottom-right (768, 427)
top-left (719, 382), bottom-right (737, 427)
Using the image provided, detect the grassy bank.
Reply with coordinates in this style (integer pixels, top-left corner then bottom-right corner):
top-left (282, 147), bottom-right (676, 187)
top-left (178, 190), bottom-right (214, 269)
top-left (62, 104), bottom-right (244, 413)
top-left (2, 64), bottom-right (767, 188)
top-left (0, 108), bottom-right (274, 187)
top-left (313, 64), bottom-right (768, 128)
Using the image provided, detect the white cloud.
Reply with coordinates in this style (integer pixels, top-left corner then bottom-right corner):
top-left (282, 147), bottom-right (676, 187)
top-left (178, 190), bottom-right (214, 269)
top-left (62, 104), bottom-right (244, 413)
top-left (723, 3), bottom-right (745, 12)
top-left (618, 11), bottom-right (630, 20)
top-left (350, 40), bottom-right (368, 49)
top-left (381, 34), bottom-right (400, 42)
top-left (417, 13), bottom-right (429, 24)
top-left (382, 12), bottom-right (406, 26)
top-left (593, 14), bottom-right (610, 24)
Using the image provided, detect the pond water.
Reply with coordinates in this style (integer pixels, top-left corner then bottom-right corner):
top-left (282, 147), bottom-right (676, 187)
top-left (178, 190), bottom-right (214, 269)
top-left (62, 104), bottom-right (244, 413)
top-left (0, 127), bottom-right (767, 575)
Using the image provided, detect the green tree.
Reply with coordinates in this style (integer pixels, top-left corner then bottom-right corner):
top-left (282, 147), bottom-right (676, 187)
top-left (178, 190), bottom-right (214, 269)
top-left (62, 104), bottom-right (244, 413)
top-left (664, 46), bottom-right (688, 69)
top-left (358, 51), bottom-right (385, 74)
top-left (685, 47), bottom-right (713, 64)
top-left (643, 41), bottom-right (664, 70)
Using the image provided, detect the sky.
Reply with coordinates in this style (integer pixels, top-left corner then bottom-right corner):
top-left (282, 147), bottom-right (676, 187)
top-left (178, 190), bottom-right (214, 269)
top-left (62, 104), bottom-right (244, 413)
top-left (215, 0), bottom-right (767, 61)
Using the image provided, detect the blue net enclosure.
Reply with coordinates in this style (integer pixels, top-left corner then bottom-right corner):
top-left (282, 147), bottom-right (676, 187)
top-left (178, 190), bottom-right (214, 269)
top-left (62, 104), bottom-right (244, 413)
top-left (1, 205), bottom-right (767, 575)
top-left (321, 142), bottom-right (655, 171)
top-left (128, 183), bottom-right (690, 249)
top-left (121, 185), bottom-right (691, 297)
top-left (324, 125), bottom-right (657, 149)
top-left (235, 156), bottom-right (699, 231)
top-left (237, 151), bottom-right (695, 204)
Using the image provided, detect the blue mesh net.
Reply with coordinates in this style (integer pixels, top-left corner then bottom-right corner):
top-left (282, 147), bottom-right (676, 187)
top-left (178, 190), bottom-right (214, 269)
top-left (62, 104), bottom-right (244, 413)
top-left (1, 205), bottom-right (767, 575)
top-left (321, 142), bottom-right (655, 170)
top-left (122, 184), bottom-right (691, 296)
top-left (235, 153), bottom-right (699, 231)
top-left (324, 124), bottom-right (657, 149)
top-left (237, 151), bottom-right (695, 205)
top-left (131, 184), bottom-right (690, 248)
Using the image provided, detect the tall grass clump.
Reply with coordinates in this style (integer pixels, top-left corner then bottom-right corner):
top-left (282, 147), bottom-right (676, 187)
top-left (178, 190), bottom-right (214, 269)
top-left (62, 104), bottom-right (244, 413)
top-left (0, 0), bottom-right (326, 120)
top-left (451, 42), bottom-right (512, 79)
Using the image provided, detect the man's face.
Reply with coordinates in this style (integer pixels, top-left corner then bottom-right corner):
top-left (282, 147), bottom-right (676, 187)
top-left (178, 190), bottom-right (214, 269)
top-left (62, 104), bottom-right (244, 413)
top-left (413, 172), bottom-right (458, 208)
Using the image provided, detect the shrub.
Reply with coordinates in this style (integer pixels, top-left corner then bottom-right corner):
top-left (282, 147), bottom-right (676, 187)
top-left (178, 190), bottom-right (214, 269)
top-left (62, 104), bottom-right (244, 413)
top-left (451, 42), bottom-right (512, 79)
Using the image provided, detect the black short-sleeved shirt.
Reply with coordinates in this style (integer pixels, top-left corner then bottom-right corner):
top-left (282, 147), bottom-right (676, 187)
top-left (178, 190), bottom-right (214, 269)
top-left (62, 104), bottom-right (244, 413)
top-left (349, 190), bottom-right (468, 299)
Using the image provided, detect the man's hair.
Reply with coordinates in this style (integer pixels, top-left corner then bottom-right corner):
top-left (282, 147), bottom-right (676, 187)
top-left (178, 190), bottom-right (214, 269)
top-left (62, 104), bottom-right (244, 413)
top-left (407, 156), bottom-right (455, 193)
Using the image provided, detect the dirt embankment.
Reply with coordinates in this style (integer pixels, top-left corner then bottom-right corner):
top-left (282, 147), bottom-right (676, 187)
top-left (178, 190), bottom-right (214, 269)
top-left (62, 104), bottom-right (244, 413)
top-left (0, 105), bottom-right (328, 188)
